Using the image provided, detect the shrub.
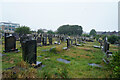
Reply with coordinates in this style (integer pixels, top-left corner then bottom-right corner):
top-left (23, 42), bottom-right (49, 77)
top-left (108, 35), bottom-right (118, 44)
top-left (110, 51), bottom-right (120, 78)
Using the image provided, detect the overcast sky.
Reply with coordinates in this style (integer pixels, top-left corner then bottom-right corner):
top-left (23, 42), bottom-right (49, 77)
top-left (0, 0), bottom-right (119, 32)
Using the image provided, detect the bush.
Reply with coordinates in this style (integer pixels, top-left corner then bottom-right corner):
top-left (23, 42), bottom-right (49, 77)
top-left (110, 51), bottom-right (120, 78)
top-left (108, 35), bottom-right (118, 44)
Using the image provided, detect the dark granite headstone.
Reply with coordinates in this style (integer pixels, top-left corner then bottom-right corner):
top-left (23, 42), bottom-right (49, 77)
top-left (66, 38), bottom-right (70, 48)
top-left (75, 38), bottom-right (77, 45)
top-left (21, 40), bottom-right (37, 64)
top-left (4, 35), bottom-right (18, 52)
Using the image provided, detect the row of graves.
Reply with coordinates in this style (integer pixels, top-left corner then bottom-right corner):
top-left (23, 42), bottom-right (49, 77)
top-left (2, 33), bottom-right (96, 70)
top-left (94, 36), bottom-right (113, 64)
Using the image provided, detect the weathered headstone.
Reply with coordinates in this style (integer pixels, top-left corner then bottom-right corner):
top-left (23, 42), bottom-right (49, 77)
top-left (103, 37), bottom-right (110, 52)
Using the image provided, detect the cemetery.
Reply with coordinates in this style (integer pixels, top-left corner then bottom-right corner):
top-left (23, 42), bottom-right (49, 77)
top-left (0, 1), bottom-right (119, 79)
top-left (0, 31), bottom-right (119, 79)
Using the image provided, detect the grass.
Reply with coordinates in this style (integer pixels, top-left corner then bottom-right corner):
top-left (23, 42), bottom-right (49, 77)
top-left (1, 38), bottom-right (118, 78)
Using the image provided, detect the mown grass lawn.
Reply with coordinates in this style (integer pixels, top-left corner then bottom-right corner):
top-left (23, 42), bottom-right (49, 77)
top-left (1, 39), bottom-right (118, 78)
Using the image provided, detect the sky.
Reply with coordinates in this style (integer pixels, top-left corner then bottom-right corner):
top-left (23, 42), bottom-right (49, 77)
top-left (0, 0), bottom-right (119, 32)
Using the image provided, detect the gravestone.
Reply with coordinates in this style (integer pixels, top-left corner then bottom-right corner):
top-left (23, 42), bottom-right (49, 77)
top-left (42, 37), bottom-right (47, 46)
top-left (99, 40), bottom-right (103, 48)
top-left (4, 35), bottom-right (18, 52)
top-left (60, 36), bottom-right (64, 42)
top-left (74, 38), bottom-right (77, 45)
top-left (37, 36), bottom-right (42, 46)
top-left (71, 39), bottom-right (73, 46)
top-left (103, 37), bottom-right (110, 52)
top-left (48, 36), bottom-right (52, 45)
top-left (66, 38), bottom-right (70, 48)
top-left (37, 37), bottom-right (41, 43)
top-left (21, 40), bottom-right (37, 64)
top-left (48, 34), bottom-right (52, 45)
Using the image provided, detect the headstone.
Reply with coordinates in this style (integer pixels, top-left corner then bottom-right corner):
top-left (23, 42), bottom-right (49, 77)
top-left (48, 34), bottom-right (52, 45)
top-left (21, 40), bottom-right (37, 64)
top-left (103, 37), bottom-right (110, 52)
top-left (74, 38), bottom-right (77, 45)
top-left (60, 36), bottom-right (64, 42)
top-left (71, 39), bottom-right (73, 46)
top-left (66, 38), bottom-right (70, 48)
top-left (37, 37), bottom-right (41, 43)
top-left (4, 35), bottom-right (18, 52)
top-left (99, 40), bottom-right (103, 48)
top-left (37, 36), bottom-right (42, 46)
top-left (44, 37), bottom-right (47, 46)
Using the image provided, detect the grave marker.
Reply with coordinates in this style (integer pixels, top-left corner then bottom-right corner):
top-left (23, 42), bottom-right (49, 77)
top-left (4, 35), bottom-right (18, 52)
top-left (21, 40), bottom-right (37, 64)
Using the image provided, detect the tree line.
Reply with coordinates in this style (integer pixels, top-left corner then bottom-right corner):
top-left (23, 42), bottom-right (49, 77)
top-left (15, 25), bottom-right (119, 44)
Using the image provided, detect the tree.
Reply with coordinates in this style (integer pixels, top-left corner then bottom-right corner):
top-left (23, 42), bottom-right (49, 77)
top-left (15, 26), bottom-right (31, 35)
top-left (82, 34), bottom-right (90, 37)
top-left (57, 24), bottom-right (83, 36)
top-left (31, 30), bottom-right (36, 33)
top-left (89, 29), bottom-right (96, 36)
top-left (37, 29), bottom-right (44, 34)
top-left (47, 30), bottom-right (55, 34)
